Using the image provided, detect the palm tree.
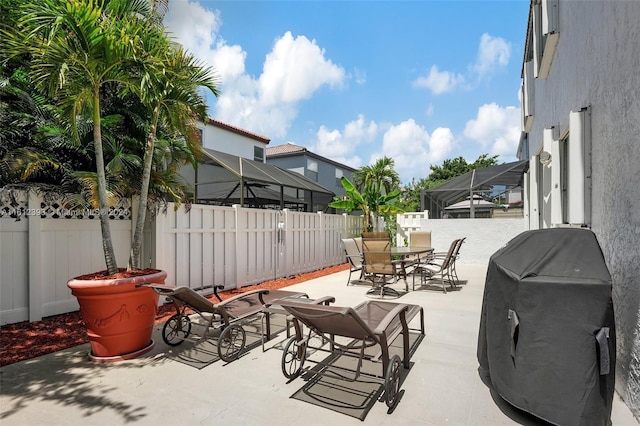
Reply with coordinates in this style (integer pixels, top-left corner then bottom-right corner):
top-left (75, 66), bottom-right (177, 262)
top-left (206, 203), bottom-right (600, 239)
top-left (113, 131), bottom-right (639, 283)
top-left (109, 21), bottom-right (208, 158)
top-left (127, 45), bottom-right (218, 270)
top-left (0, 57), bottom-right (95, 191)
top-left (3, 0), bottom-right (164, 274)
top-left (353, 156), bottom-right (401, 196)
top-left (3, 0), bottom-right (217, 275)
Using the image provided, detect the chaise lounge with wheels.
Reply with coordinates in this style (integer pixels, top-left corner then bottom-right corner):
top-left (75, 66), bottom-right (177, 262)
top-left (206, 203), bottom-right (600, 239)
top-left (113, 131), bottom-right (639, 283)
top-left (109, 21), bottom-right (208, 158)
top-left (278, 298), bottom-right (424, 410)
top-left (139, 283), bottom-right (308, 362)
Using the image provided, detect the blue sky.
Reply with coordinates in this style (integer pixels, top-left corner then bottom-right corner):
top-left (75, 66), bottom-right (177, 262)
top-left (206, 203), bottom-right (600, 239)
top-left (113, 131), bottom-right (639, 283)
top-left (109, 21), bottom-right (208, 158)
top-left (165, 0), bottom-right (530, 183)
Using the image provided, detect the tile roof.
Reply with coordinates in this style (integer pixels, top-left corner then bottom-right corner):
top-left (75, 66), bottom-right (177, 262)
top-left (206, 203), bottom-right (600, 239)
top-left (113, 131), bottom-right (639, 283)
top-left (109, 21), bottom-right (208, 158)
top-left (207, 118), bottom-right (271, 144)
top-left (265, 143), bottom-right (307, 156)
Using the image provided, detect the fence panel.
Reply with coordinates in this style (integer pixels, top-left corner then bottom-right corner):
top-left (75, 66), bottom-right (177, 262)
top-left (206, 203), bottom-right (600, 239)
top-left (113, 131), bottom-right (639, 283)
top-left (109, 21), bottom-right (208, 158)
top-left (343, 214), bottom-right (362, 237)
top-left (285, 210), bottom-right (323, 276)
top-left (322, 213), bottom-right (348, 266)
top-left (396, 211), bottom-right (430, 246)
top-left (236, 207), bottom-right (278, 287)
top-left (1, 190), bottom-right (360, 324)
top-left (155, 204), bottom-right (237, 289)
top-left (0, 218), bottom-right (29, 324)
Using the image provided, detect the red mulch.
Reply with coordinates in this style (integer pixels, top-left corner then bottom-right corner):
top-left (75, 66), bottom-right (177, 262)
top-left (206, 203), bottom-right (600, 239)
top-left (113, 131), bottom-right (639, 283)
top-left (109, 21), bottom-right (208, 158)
top-left (0, 263), bottom-right (349, 367)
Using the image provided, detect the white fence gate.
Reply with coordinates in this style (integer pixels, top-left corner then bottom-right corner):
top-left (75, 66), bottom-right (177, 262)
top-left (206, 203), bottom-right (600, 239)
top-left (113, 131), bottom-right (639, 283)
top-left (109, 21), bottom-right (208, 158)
top-left (154, 204), bottom-right (350, 289)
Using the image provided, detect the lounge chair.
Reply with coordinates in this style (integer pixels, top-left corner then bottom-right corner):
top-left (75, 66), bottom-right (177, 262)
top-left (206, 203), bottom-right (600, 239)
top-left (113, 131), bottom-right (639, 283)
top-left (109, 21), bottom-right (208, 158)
top-left (278, 298), bottom-right (424, 409)
top-left (139, 283), bottom-right (308, 362)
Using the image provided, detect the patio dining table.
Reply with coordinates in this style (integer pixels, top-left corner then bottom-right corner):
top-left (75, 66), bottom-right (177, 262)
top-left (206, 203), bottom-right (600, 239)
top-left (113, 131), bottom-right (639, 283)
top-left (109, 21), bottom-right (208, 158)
top-left (390, 246), bottom-right (434, 289)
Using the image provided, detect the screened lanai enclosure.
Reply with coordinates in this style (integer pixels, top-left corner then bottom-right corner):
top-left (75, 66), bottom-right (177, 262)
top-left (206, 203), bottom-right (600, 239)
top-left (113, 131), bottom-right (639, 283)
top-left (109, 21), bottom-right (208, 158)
top-left (421, 160), bottom-right (529, 219)
top-left (180, 149), bottom-right (335, 211)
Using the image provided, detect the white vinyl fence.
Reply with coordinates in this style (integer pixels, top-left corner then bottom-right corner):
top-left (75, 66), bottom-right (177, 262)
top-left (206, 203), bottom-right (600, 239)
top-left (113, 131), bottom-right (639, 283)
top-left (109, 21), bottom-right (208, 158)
top-left (0, 191), bottom-right (359, 325)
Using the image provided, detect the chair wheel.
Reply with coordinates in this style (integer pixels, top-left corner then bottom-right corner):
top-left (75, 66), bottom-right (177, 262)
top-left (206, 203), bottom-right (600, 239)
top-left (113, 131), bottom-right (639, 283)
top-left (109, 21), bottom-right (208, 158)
top-left (384, 355), bottom-right (402, 408)
top-left (281, 336), bottom-right (306, 379)
top-left (162, 314), bottom-right (191, 346)
top-left (217, 324), bottom-right (246, 362)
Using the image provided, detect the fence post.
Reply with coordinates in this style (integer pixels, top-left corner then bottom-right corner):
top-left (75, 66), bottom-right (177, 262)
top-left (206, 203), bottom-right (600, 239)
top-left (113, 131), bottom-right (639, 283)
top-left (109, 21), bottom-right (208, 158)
top-left (234, 205), bottom-right (246, 289)
top-left (282, 208), bottom-right (292, 277)
top-left (28, 192), bottom-right (42, 322)
top-left (318, 211), bottom-right (326, 266)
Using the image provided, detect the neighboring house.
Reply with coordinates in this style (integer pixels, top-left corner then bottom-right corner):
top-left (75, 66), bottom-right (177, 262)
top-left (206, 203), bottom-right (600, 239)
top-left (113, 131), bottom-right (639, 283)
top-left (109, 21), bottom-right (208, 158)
top-left (266, 143), bottom-right (357, 213)
top-left (517, 0), bottom-right (639, 417)
top-left (443, 195), bottom-right (496, 219)
top-left (198, 118), bottom-right (270, 162)
top-left (180, 120), bottom-right (334, 210)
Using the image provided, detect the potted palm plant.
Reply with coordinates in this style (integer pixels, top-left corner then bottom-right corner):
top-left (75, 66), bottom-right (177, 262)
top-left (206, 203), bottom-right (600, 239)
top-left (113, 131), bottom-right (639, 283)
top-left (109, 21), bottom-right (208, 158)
top-left (5, 0), bottom-right (218, 361)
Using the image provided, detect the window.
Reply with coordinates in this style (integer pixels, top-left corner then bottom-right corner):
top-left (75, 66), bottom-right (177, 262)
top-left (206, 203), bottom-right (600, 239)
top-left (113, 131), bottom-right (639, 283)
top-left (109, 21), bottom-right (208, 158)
top-left (521, 60), bottom-right (535, 131)
top-left (335, 169), bottom-right (344, 187)
top-left (197, 128), bottom-right (204, 146)
top-left (517, 132), bottom-right (530, 161)
top-left (254, 146), bottom-right (264, 162)
top-left (533, 0), bottom-right (559, 79)
top-left (566, 107), bottom-right (592, 226)
top-left (307, 159), bottom-right (318, 182)
top-left (560, 135), bottom-right (568, 224)
top-left (543, 127), bottom-right (563, 225)
top-left (528, 156), bottom-right (540, 230)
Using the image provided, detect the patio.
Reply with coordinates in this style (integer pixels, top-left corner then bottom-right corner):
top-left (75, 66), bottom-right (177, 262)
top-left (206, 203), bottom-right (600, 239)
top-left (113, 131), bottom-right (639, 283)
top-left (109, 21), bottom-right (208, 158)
top-left (0, 264), bottom-right (636, 425)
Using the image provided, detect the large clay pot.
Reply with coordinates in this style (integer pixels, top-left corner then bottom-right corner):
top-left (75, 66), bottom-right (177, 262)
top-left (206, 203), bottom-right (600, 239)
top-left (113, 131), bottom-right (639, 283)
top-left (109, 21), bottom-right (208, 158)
top-left (67, 269), bottom-right (166, 362)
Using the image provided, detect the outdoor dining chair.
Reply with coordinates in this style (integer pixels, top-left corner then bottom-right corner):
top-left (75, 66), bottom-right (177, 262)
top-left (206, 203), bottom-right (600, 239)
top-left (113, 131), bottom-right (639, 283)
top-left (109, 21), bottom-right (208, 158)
top-left (362, 231), bottom-right (390, 240)
top-left (361, 238), bottom-right (404, 298)
top-left (414, 238), bottom-right (459, 293)
top-left (341, 237), bottom-right (365, 285)
top-left (448, 237), bottom-right (465, 285)
top-left (409, 230), bottom-right (433, 263)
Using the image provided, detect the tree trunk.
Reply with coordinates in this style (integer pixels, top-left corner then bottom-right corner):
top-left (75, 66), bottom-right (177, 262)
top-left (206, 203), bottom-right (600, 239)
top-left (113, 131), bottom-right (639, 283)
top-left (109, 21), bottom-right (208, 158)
top-left (93, 89), bottom-right (118, 275)
top-left (128, 107), bottom-right (159, 270)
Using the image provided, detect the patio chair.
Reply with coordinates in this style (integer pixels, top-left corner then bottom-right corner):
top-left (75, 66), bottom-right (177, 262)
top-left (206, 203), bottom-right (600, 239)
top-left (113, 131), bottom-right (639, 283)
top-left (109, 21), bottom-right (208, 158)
top-left (362, 238), bottom-right (405, 298)
top-left (278, 298), bottom-right (425, 409)
top-left (448, 237), bottom-right (465, 285)
top-left (341, 237), bottom-right (366, 285)
top-left (362, 231), bottom-right (390, 240)
top-left (414, 238), bottom-right (459, 293)
top-left (406, 231), bottom-right (434, 269)
top-left (139, 284), bottom-right (308, 362)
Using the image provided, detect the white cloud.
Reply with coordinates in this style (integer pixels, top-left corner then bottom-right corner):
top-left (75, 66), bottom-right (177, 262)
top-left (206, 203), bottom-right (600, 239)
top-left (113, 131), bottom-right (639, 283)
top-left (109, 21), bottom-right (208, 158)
top-left (463, 103), bottom-right (521, 157)
top-left (311, 115), bottom-right (377, 168)
top-left (373, 119), bottom-right (455, 181)
top-left (165, 2), bottom-right (346, 139)
top-left (429, 127), bottom-right (456, 163)
top-left (412, 65), bottom-right (465, 94)
top-left (414, 33), bottom-right (511, 95)
top-left (473, 33), bottom-right (511, 78)
top-left (164, 1), bottom-right (224, 72)
top-left (352, 68), bottom-right (367, 85)
top-left (259, 32), bottom-right (345, 105)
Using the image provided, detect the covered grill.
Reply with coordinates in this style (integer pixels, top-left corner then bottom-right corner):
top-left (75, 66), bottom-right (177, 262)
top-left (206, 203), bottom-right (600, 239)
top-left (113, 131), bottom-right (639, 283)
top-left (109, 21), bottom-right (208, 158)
top-left (477, 228), bottom-right (616, 426)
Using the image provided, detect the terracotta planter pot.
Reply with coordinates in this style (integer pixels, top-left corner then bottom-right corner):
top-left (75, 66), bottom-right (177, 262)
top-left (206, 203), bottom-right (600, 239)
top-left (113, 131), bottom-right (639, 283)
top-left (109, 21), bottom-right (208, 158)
top-left (67, 269), bottom-right (166, 362)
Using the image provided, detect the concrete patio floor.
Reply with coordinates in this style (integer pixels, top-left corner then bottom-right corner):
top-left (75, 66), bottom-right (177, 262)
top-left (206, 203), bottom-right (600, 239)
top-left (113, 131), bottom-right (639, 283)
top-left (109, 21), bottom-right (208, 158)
top-left (1, 264), bottom-right (637, 425)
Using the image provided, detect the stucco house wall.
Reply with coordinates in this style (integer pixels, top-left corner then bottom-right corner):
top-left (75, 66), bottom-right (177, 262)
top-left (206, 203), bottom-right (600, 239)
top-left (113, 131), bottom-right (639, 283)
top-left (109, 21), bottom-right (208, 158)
top-left (198, 118), bottom-right (270, 161)
top-left (520, 0), bottom-right (640, 417)
top-left (266, 144), bottom-right (356, 212)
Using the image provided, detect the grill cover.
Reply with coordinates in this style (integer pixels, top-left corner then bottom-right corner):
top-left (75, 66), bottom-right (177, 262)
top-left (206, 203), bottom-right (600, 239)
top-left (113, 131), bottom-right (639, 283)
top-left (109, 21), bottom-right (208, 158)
top-left (477, 228), bottom-right (616, 426)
